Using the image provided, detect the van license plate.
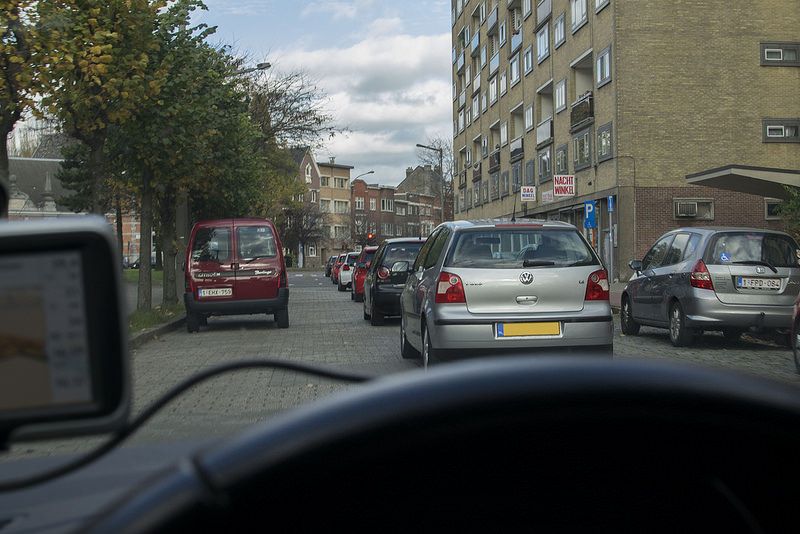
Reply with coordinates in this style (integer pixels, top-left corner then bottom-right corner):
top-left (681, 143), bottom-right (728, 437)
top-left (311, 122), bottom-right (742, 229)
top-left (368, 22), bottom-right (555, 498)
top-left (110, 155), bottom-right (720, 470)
top-left (736, 277), bottom-right (780, 290)
top-left (199, 288), bottom-right (233, 297)
top-left (497, 322), bottom-right (561, 337)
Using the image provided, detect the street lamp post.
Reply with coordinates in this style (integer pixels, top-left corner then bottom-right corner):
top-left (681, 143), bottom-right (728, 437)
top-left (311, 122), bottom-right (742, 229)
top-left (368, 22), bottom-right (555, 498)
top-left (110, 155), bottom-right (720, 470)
top-left (233, 62), bottom-right (272, 76)
top-left (355, 170), bottom-right (374, 180)
top-left (416, 143), bottom-right (445, 224)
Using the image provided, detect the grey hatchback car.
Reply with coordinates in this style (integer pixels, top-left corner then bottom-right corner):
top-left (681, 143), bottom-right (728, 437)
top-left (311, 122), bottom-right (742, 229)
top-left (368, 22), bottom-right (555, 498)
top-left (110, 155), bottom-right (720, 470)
top-left (621, 228), bottom-right (800, 346)
top-left (399, 220), bottom-right (614, 367)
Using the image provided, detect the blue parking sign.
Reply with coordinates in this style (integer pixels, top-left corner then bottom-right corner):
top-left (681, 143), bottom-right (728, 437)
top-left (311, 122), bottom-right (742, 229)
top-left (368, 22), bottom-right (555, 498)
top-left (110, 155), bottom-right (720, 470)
top-left (584, 201), bottom-right (597, 229)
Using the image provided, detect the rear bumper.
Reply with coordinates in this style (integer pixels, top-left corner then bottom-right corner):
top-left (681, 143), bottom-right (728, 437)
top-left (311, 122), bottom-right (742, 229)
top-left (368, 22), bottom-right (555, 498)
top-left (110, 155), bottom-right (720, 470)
top-left (184, 288), bottom-right (289, 315)
top-left (374, 285), bottom-right (404, 316)
top-left (683, 289), bottom-right (794, 330)
top-left (339, 271), bottom-right (353, 285)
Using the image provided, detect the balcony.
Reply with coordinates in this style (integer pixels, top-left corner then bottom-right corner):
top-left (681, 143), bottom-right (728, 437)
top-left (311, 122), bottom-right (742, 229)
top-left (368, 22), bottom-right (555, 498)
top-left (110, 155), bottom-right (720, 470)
top-left (472, 161), bottom-right (482, 181)
top-left (510, 31), bottom-right (522, 55)
top-left (489, 52), bottom-right (500, 75)
top-left (536, 117), bottom-right (553, 147)
top-left (472, 72), bottom-right (481, 95)
top-left (537, 0), bottom-right (552, 26)
top-left (509, 137), bottom-right (524, 163)
top-left (471, 32), bottom-right (480, 57)
top-left (458, 89), bottom-right (467, 109)
top-left (488, 150), bottom-right (501, 173)
top-left (458, 170), bottom-right (468, 189)
top-left (456, 50), bottom-right (465, 73)
top-left (487, 6), bottom-right (498, 35)
top-left (570, 91), bottom-right (594, 131)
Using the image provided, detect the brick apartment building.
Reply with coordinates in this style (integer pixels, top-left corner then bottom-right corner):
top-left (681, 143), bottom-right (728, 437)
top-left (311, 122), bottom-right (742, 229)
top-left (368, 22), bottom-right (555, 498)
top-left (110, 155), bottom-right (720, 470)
top-left (451, 0), bottom-right (799, 280)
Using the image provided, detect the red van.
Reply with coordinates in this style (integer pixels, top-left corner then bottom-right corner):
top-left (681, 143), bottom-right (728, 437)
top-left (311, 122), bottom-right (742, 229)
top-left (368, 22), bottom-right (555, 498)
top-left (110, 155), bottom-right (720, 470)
top-left (183, 218), bottom-right (289, 332)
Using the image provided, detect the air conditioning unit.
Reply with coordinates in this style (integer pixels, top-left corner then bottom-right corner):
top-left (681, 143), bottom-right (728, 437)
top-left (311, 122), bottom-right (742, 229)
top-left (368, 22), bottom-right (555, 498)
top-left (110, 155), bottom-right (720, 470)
top-left (675, 201), bottom-right (698, 217)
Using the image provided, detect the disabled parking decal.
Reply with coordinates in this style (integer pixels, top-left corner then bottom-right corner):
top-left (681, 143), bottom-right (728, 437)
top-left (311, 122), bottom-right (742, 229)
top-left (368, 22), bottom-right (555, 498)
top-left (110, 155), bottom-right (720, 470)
top-left (719, 252), bottom-right (731, 263)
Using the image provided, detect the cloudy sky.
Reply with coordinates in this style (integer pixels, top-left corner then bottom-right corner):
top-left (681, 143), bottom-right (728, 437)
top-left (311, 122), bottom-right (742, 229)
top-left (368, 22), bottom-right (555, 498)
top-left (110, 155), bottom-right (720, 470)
top-left (197, 0), bottom-right (452, 185)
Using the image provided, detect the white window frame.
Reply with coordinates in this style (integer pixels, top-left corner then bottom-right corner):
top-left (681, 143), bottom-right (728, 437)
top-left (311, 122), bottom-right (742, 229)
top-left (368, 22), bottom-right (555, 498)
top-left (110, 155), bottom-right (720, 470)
top-left (370, 197), bottom-right (376, 211)
top-left (537, 25), bottom-right (550, 63)
top-left (523, 0), bottom-right (532, 18)
top-left (554, 13), bottom-right (565, 48)
top-left (525, 104), bottom-right (534, 131)
top-left (766, 125), bottom-right (786, 137)
top-left (310, 190), bottom-right (318, 203)
top-left (596, 47), bottom-right (612, 86)
top-left (571, 0), bottom-right (587, 31)
top-left (499, 20), bottom-right (507, 45)
top-left (765, 198), bottom-right (782, 220)
top-left (555, 79), bottom-right (566, 112)
top-left (510, 53), bottom-right (520, 85)
top-left (523, 45), bottom-right (533, 74)
top-left (764, 48), bottom-right (783, 61)
top-left (307, 245), bottom-right (317, 257)
top-left (305, 163), bottom-right (312, 183)
top-left (489, 76), bottom-right (498, 103)
top-left (500, 122), bottom-right (508, 146)
top-left (500, 70), bottom-right (508, 95)
top-left (595, 0), bottom-right (610, 12)
top-left (355, 196), bottom-right (364, 210)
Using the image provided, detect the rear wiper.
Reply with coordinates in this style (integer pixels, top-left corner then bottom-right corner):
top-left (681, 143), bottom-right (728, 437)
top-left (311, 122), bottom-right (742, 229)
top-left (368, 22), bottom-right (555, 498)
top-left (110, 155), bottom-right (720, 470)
top-left (731, 260), bottom-right (778, 273)
top-left (565, 259), bottom-right (598, 267)
top-left (522, 260), bottom-right (555, 267)
top-left (243, 255), bottom-right (272, 264)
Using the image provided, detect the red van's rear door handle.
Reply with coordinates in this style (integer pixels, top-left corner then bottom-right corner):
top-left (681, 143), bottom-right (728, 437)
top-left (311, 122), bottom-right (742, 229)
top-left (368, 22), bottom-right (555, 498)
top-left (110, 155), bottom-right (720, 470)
top-left (231, 262), bottom-right (240, 271)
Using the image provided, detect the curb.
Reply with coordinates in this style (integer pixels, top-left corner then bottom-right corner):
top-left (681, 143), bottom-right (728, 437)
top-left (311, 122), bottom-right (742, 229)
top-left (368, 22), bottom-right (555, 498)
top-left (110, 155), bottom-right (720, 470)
top-left (129, 315), bottom-right (186, 349)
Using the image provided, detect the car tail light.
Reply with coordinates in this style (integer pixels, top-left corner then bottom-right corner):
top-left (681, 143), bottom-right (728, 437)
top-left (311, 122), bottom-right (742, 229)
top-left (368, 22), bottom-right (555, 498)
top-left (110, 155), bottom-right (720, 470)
top-left (435, 272), bottom-right (466, 304)
top-left (343, 265), bottom-right (350, 271)
top-left (585, 269), bottom-right (610, 301)
top-left (377, 266), bottom-right (390, 281)
top-left (690, 260), bottom-right (714, 290)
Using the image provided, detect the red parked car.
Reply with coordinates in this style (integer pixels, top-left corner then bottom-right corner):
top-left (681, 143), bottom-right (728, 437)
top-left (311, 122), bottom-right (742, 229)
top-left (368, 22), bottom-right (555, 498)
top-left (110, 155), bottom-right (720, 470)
top-left (331, 253), bottom-right (346, 285)
top-left (351, 246), bottom-right (379, 302)
top-left (183, 218), bottom-right (289, 332)
top-left (793, 294), bottom-right (800, 373)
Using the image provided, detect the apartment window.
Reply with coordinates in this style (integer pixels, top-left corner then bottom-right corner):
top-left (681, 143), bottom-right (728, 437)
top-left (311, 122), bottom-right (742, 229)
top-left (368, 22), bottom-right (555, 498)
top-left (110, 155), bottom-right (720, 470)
top-left (510, 53), bottom-right (520, 85)
top-left (555, 144), bottom-right (568, 174)
top-left (500, 121), bottom-right (508, 146)
top-left (763, 119), bottom-right (800, 142)
top-left (473, 186), bottom-right (480, 206)
top-left (673, 199), bottom-right (714, 220)
top-left (370, 198), bottom-right (376, 211)
top-left (480, 1), bottom-right (486, 22)
top-left (482, 136), bottom-right (489, 157)
top-left (538, 147), bottom-right (552, 184)
top-left (595, 0), bottom-right (610, 12)
top-left (765, 198), bottom-right (782, 220)
top-left (458, 109), bottom-right (465, 131)
top-left (523, 45), bottom-right (533, 74)
top-left (596, 46), bottom-right (612, 87)
top-left (760, 43), bottom-right (800, 66)
top-left (500, 71), bottom-right (507, 95)
top-left (310, 190), bottom-right (318, 203)
top-left (472, 94), bottom-right (480, 118)
top-left (501, 171), bottom-right (510, 196)
top-left (396, 206), bottom-right (406, 216)
top-left (334, 200), bottom-right (349, 213)
top-left (465, 63), bottom-right (472, 86)
top-left (525, 159), bottom-right (535, 185)
top-left (523, 0), bottom-right (532, 18)
top-left (525, 104), bottom-right (534, 131)
top-left (355, 196), bottom-right (364, 210)
top-left (307, 245), bottom-right (317, 257)
top-left (571, 0), bottom-right (587, 32)
top-left (466, 107), bottom-right (472, 125)
top-left (491, 172), bottom-right (500, 200)
top-left (381, 198), bottom-right (394, 212)
top-left (381, 223), bottom-right (393, 236)
top-left (489, 76), bottom-right (498, 103)
top-left (334, 177), bottom-right (348, 188)
top-left (305, 164), bottom-right (312, 183)
top-left (320, 176), bottom-right (330, 187)
top-left (481, 90), bottom-right (488, 111)
top-left (536, 25), bottom-right (550, 64)
top-left (554, 13), bottom-right (566, 48)
top-left (597, 122), bottom-right (613, 162)
top-left (499, 20), bottom-right (507, 46)
top-left (465, 147), bottom-right (472, 166)
top-left (512, 162), bottom-right (522, 192)
top-left (480, 45), bottom-right (487, 68)
top-left (320, 199), bottom-right (331, 213)
top-left (573, 128), bottom-right (592, 170)
top-left (482, 181), bottom-right (489, 203)
top-left (555, 79), bottom-right (566, 112)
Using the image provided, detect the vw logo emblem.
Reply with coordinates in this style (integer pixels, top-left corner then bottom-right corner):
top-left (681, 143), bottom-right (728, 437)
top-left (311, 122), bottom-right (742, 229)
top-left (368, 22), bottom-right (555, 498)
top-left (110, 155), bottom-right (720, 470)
top-left (519, 272), bottom-right (534, 285)
top-left (756, 266), bottom-right (766, 274)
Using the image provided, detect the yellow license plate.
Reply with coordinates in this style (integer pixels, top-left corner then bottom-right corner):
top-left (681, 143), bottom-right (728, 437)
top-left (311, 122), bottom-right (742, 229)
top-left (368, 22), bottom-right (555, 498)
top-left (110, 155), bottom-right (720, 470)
top-left (497, 322), bottom-right (561, 337)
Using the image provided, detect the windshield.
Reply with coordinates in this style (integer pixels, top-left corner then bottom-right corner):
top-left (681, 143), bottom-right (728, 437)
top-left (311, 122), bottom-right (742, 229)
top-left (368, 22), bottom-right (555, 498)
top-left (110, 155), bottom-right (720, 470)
top-left (448, 229), bottom-right (598, 268)
top-left (3, 0), bottom-right (800, 478)
top-left (704, 232), bottom-right (800, 268)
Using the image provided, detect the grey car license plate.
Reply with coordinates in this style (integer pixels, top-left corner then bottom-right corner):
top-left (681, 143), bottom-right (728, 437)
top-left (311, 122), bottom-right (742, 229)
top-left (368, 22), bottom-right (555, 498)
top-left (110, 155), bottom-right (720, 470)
top-left (736, 277), bottom-right (780, 290)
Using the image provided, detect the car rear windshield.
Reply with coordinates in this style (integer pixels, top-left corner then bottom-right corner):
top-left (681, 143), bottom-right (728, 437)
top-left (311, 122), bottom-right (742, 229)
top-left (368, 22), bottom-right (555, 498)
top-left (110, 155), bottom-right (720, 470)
top-left (382, 242), bottom-right (424, 267)
top-left (346, 254), bottom-right (358, 265)
top-left (446, 228), bottom-right (599, 269)
top-left (360, 250), bottom-right (376, 264)
top-left (191, 227), bottom-right (232, 262)
top-left (237, 226), bottom-right (277, 260)
top-left (704, 232), bottom-right (800, 268)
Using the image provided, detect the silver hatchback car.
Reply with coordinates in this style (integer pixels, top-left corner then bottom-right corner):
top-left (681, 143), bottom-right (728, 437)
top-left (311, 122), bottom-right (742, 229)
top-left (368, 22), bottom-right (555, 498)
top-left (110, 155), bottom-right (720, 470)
top-left (621, 228), bottom-right (800, 346)
top-left (399, 219), bottom-right (614, 367)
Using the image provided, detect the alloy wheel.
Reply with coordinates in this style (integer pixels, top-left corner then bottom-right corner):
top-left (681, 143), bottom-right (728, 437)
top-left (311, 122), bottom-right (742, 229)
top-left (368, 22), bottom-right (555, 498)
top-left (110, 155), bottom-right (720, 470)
top-left (422, 327), bottom-right (429, 369)
top-left (670, 306), bottom-right (681, 341)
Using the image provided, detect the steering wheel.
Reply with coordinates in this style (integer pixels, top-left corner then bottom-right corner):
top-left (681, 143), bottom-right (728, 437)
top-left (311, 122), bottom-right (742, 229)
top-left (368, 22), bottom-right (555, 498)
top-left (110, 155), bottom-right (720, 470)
top-left (87, 358), bottom-right (800, 533)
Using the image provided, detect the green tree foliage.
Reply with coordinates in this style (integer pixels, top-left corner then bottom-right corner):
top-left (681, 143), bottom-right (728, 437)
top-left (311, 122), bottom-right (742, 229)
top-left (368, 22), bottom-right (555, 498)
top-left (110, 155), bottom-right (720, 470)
top-left (777, 187), bottom-right (800, 241)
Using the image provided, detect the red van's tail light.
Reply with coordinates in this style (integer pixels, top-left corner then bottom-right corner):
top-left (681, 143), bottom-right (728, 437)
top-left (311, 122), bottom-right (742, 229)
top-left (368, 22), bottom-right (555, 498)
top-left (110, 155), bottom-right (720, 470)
top-left (690, 260), bottom-right (714, 290)
top-left (435, 272), bottom-right (466, 304)
top-left (377, 266), bottom-right (390, 280)
top-left (585, 269), bottom-right (610, 301)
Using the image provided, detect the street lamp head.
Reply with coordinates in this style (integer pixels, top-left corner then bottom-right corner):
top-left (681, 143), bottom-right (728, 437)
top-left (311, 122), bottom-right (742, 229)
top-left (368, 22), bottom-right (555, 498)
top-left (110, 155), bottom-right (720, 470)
top-left (256, 62), bottom-right (272, 70)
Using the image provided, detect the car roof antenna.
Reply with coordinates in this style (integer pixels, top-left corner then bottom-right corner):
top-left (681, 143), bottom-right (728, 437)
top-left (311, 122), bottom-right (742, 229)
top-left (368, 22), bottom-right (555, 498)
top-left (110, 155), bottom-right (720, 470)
top-left (511, 189), bottom-right (517, 222)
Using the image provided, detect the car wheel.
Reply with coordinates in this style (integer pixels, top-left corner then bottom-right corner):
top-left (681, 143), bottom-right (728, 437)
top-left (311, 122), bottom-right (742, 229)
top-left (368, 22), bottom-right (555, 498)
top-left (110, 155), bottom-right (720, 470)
top-left (370, 302), bottom-right (384, 326)
top-left (275, 308), bottom-right (289, 329)
top-left (793, 320), bottom-right (800, 374)
top-left (422, 323), bottom-right (438, 369)
top-left (337, 280), bottom-right (345, 292)
top-left (186, 312), bottom-right (200, 333)
top-left (620, 296), bottom-right (640, 336)
top-left (401, 317), bottom-right (421, 360)
top-left (722, 328), bottom-right (744, 343)
top-left (669, 301), bottom-right (694, 347)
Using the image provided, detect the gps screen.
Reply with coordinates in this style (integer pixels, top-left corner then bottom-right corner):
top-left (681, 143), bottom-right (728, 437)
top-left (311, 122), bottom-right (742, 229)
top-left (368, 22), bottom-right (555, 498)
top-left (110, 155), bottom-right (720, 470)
top-left (0, 251), bottom-right (93, 412)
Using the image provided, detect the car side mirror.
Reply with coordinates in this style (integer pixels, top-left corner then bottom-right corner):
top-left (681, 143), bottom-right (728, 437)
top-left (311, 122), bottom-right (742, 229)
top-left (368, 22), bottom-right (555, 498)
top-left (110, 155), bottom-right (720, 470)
top-left (629, 260), bottom-right (643, 273)
top-left (0, 217), bottom-right (129, 445)
top-left (391, 261), bottom-right (409, 273)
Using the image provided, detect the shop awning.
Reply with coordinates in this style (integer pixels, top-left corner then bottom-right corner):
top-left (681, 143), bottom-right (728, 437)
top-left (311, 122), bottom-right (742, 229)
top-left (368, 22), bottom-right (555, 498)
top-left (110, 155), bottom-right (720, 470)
top-left (685, 164), bottom-right (800, 199)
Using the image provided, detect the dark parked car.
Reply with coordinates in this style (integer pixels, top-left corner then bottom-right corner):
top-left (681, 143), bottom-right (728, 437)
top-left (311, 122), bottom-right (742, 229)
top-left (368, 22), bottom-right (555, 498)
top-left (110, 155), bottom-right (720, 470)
top-left (793, 293), bottom-right (800, 373)
top-left (324, 255), bottom-right (337, 277)
top-left (621, 227), bottom-right (800, 347)
top-left (363, 237), bottom-right (426, 326)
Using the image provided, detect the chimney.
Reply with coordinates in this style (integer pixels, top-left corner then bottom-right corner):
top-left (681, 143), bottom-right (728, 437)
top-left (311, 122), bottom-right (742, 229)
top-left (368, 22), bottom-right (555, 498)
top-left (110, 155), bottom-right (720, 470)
top-left (329, 156), bottom-right (336, 165)
top-left (406, 167), bottom-right (413, 178)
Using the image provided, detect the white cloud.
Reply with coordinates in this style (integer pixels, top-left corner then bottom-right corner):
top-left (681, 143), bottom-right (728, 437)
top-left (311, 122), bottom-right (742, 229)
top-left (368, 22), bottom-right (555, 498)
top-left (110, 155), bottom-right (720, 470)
top-left (202, 0), bottom-right (273, 16)
top-left (301, 0), bottom-right (376, 20)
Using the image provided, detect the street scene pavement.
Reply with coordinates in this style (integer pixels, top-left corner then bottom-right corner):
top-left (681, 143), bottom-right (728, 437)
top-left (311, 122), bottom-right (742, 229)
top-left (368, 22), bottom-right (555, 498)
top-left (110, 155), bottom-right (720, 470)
top-left (4, 272), bottom-right (798, 460)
